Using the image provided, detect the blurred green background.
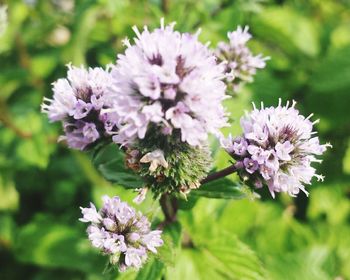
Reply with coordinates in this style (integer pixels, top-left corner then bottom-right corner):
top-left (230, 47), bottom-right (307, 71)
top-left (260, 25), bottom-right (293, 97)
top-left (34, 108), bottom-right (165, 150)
top-left (1, 0), bottom-right (350, 279)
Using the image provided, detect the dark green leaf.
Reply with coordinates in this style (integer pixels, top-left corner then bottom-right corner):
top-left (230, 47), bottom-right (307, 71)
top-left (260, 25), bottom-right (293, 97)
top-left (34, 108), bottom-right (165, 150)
top-left (92, 143), bottom-right (143, 189)
top-left (14, 216), bottom-right (105, 273)
top-left (191, 177), bottom-right (246, 199)
top-left (306, 47), bottom-right (350, 126)
top-left (177, 195), bottom-right (199, 210)
top-left (310, 47), bottom-right (350, 94)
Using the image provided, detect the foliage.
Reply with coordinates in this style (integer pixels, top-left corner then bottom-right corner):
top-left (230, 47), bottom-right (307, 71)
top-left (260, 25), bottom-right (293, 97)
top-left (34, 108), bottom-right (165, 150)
top-left (0, 0), bottom-right (349, 279)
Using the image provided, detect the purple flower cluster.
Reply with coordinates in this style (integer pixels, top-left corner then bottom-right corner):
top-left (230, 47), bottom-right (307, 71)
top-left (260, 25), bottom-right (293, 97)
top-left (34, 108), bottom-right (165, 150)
top-left (105, 19), bottom-right (228, 146)
top-left (41, 64), bottom-right (115, 150)
top-left (221, 99), bottom-right (331, 197)
top-left (216, 26), bottom-right (269, 93)
top-left (80, 195), bottom-right (163, 271)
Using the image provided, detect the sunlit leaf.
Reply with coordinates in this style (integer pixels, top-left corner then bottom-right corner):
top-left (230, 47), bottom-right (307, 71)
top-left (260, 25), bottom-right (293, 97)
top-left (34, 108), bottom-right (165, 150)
top-left (253, 7), bottom-right (320, 57)
top-left (0, 214), bottom-right (16, 249)
top-left (135, 258), bottom-right (164, 280)
top-left (157, 222), bottom-right (182, 266)
top-left (166, 234), bottom-right (267, 280)
top-left (0, 175), bottom-right (19, 211)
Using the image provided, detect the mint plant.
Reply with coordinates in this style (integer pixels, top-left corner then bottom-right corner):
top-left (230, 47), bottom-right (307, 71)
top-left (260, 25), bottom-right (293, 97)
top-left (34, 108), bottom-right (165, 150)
top-left (41, 19), bottom-right (330, 274)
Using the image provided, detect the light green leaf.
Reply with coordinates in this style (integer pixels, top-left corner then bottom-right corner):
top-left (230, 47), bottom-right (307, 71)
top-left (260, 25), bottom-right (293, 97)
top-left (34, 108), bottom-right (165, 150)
top-left (157, 222), bottom-right (182, 266)
top-left (266, 246), bottom-right (333, 280)
top-left (31, 53), bottom-right (58, 78)
top-left (16, 134), bottom-right (51, 169)
top-left (15, 113), bottom-right (53, 169)
top-left (177, 200), bottom-right (267, 279)
top-left (0, 214), bottom-right (16, 249)
top-left (166, 234), bottom-right (267, 280)
top-left (135, 258), bottom-right (164, 280)
top-left (203, 234), bottom-right (267, 280)
top-left (308, 184), bottom-right (350, 225)
top-left (0, 175), bottom-right (19, 211)
top-left (253, 7), bottom-right (320, 57)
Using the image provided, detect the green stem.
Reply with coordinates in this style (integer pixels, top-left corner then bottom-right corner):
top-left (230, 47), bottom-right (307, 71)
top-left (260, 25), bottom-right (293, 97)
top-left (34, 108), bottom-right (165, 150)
top-left (159, 194), bottom-right (178, 228)
top-left (201, 164), bottom-right (237, 185)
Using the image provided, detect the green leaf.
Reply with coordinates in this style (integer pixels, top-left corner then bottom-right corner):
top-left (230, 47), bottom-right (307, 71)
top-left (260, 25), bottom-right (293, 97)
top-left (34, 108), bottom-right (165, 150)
top-left (203, 234), bottom-right (267, 280)
top-left (343, 140), bottom-right (350, 175)
top-left (157, 222), bottom-right (182, 266)
top-left (191, 177), bottom-right (246, 199)
top-left (92, 143), bottom-right (143, 189)
top-left (310, 47), bottom-right (350, 94)
top-left (266, 246), bottom-right (333, 280)
top-left (0, 175), bottom-right (19, 211)
top-left (31, 53), bottom-right (58, 78)
top-left (177, 195), bottom-right (199, 210)
top-left (308, 184), bottom-right (350, 226)
top-left (69, 4), bottom-right (99, 65)
top-left (14, 216), bottom-right (105, 273)
top-left (16, 133), bottom-right (51, 168)
top-left (166, 234), bottom-right (267, 280)
top-left (177, 200), bottom-right (267, 279)
top-left (305, 47), bottom-right (350, 126)
top-left (135, 258), bottom-right (164, 280)
top-left (0, 214), bottom-right (16, 249)
top-left (253, 7), bottom-right (320, 57)
top-left (15, 113), bottom-right (53, 169)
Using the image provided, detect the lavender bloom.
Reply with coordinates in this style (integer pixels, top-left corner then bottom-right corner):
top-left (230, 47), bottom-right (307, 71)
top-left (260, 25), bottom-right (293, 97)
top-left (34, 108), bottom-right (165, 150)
top-left (243, 158), bottom-right (259, 174)
top-left (106, 19), bottom-right (228, 147)
top-left (80, 195), bottom-right (163, 271)
top-left (221, 99), bottom-right (331, 198)
top-left (215, 26), bottom-right (269, 93)
top-left (41, 64), bottom-right (116, 150)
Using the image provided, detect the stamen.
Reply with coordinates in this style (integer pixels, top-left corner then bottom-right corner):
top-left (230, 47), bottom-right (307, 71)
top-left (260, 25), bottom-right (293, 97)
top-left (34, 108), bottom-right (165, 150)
top-left (132, 25), bottom-right (141, 38)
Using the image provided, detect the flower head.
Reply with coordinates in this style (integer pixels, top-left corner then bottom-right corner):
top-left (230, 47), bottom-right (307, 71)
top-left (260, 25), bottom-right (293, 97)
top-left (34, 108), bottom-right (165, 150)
top-left (80, 195), bottom-right (163, 271)
top-left (215, 26), bottom-right (269, 93)
top-left (42, 64), bottom-right (116, 150)
top-left (221, 99), bottom-right (331, 197)
top-left (107, 19), bottom-right (228, 147)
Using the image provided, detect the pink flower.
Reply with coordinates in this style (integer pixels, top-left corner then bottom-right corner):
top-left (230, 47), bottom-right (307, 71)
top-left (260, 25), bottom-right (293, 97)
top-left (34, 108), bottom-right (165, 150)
top-left (107, 19), bottom-right (228, 146)
top-left (215, 26), bottom-right (269, 93)
top-left (41, 64), bottom-right (115, 150)
top-left (80, 196), bottom-right (163, 271)
top-left (221, 99), bottom-right (331, 197)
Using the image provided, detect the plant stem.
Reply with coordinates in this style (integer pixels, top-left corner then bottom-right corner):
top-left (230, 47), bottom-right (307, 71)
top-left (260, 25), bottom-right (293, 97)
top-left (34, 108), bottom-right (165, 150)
top-left (159, 193), bottom-right (178, 228)
top-left (158, 164), bottom-right (237, 228)
top-left (161, 0), bottom-right (170, 14)
top-left (201, 164), bottom-right (237, 184)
